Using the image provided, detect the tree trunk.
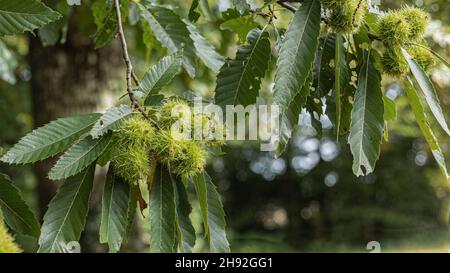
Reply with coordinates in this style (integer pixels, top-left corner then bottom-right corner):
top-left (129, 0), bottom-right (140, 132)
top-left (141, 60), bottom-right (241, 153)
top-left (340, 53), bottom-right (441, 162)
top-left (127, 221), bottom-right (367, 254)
top-left (28, 9), bottom-right (123, 215)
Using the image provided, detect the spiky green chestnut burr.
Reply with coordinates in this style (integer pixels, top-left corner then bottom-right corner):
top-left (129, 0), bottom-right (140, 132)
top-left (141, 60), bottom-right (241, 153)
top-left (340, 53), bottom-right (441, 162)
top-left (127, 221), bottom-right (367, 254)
top-left (158, 99), bottom-right (192, 130)
top-left (321, 0), bottom-right (346, 9)
top-left (409, 45), bottom-right (435, 71)
top-left (324, 0), bottom-right (368, 33)
top-left (111, 148), bottom-right (152, 184)
top-left (0, 218), bottom-right (21, 253)
top-left (110, 116), bottom-right (155, 184)
top-left (115, 115), bottom-right (154, 148)
top-left (169, 140), bottom-right (207, 178)
top-left (400, 6), bottom-right (429, 42)
top-left (381, 48), bottom-right (410, 77)
top-left (193, 112), bottom-right (226, 147)
top-left (150, 130), bottom-right (207, 178)
top-left (377, 11), bottom-right (410, 46)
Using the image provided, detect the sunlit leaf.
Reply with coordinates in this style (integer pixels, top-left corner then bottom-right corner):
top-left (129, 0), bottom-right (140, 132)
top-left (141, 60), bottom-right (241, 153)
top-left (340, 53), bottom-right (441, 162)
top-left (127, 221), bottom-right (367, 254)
top-left (91, 105), bottom-right (133, 139)
top-left (404, 78), bottom-right (449, 179)
top-left (140, 52), bottom-right (182, 103)
top-left (174, 176), bottom-right (195, 253)
top-left (100, 167), bottom-right (138, 253)
top-left (273, 0), bottom-right (321, 155)
top-left (348, 50), bottom-right (384, 176)
top-left (138, 3), bottom-right (197, 78)
top-left (276, 74), bottom-right (311, 156)
top-left (1, 114), bottom-right (101, 165)
top-left (38, 164), bottom-right (95, 253)
top-left (0, 0), bottom-right (61, 36)
top-left (215, 28), bottom-right (271, 107)
top-left (402, 48), bottom-right (450, 136)
top-left (184, 20), bottom-right (224, 73)
top-left (193, 172), bottom-right (230, 253)
top-left (149, 165), bottom-right (176, 253)
top-left (48, 134), bottom-right (112, 180)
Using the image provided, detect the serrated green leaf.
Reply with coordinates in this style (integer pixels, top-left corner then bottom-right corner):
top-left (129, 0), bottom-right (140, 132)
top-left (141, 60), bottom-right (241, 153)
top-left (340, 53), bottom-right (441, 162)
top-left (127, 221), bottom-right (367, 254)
top-left (149, 165), bottom-right (176, 253)
top-left (188, 0), bottom-right (201, 22)
top-left (0, 40), bottom-right (17, 84)
top-left (38, 164), bottom-right (95, 253)
top-left (276, 74), bottom-right (311, 156)
top-left (1, 113), bottom-right (101, 165)
top-left (312, 33), bottom-right (335, 97)
top-left (383, 96), bottom-right (396, 121)
top-left (174, 175), bottom-right (195, 253)
top-left (92, 0), bottom-right (127, 49)
top-left (231, 0), bottom-right (250, 14)
top-left (0, 173), bottom-right (40, 238)
top-left (221, 8), bottom-right (241, 21)
top-left (214, 28), bottom-right (270, 108)
top-left (402, 48), bottom-right (450, 136)
top-left (431, 51), bottom-right (450, 69)
top-left (193, 172), bottom-right (230, 253)
top-left (140, 52), bottom-right (182, 102)
top-left (145, 94), bottom-right (165, 106)
top-left (353, 25), bottom-right (370, 63)
top-left (184, 20), bottom-right (224, 73)
top-left (92, 0), bottom-right (110, 27)
top-left (339, 88), bottom-right (354, 136)
top-left (97, 145), bottom-right (113, 167)
top-left (48, 134), bottom-right (112, 180)
top-left (410, 43), bottom-right (450, 69)
top-left (0, 0), bottom-right (61, 36)
top-left (94, 11), bottom-right (117, 48)
top-left (404, 77), bottom-right (449, 179)
top-left (91, 105), bottom-right (133, 139)
top-left (334, 33), bottom-right (349, 139)
top-left (100, 166), bottom-right (138, 253)
top-left (348, 51), bottom-right (384, 176)
top-left (138, 3), bottom-right (197, 78)
top-left (273, 0), bottom-right (321, 132)
top-left (220, 15), bottom-right (257, 43)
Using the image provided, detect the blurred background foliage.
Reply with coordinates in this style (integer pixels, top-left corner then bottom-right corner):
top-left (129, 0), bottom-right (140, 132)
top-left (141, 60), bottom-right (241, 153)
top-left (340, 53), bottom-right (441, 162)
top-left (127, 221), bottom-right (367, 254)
top-left (0, 0), bottom-right (449, 252)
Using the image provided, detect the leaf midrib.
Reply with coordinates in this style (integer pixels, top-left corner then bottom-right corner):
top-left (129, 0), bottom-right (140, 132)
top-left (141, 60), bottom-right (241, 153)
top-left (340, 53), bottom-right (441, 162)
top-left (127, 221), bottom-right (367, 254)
top-left (0, 198), bottom-right (35, 233)
top-left (356, 55), bottom-right (370, 168)
top-left (92, 106), bottom-right (132, 138)
top-left (276, 0), bottom-right (315, 105)
top-left (315, 34), bottom-right (330, 94)
top-left (48, 169), bottom-right (90, 253)
top-left (140, 6), bottom-right (177, 51)
top-left (51, 136), bottom-right (111, 178)
top-left (105, 177), bottom-right (116, 247)
top-left (157, 166), bottom-right (164, 251)
top-left (143, 57), bottom-right (178, 95)
top-left (6, 119), bottom-right (97, 163)
top-left (0, 8), bottom-right (53, 17)
top-left (232, 30), bottom-right (267, 105)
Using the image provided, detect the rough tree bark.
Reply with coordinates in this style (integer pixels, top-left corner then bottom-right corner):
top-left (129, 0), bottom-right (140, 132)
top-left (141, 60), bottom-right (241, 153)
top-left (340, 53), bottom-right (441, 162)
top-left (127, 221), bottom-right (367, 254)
top-left (28, 9), bottom-right (123, 215)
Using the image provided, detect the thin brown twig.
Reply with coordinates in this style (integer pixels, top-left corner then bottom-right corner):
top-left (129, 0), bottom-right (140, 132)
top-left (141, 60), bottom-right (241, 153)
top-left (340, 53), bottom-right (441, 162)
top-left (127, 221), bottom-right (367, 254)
top-left (113, 0), bottom-right (158, 128)
top-left (131, 70), bottom-right (140, 85)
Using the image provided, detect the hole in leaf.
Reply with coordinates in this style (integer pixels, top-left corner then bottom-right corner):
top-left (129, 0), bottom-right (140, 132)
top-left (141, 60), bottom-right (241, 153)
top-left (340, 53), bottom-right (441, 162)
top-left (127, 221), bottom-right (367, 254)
top-left (360, 165), bottom-right (367, 175)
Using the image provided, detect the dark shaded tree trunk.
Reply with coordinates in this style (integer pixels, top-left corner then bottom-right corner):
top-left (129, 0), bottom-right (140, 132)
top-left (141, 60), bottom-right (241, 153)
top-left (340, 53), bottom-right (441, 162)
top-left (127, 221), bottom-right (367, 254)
top-left (28, 9), bottom-right (123, 216)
